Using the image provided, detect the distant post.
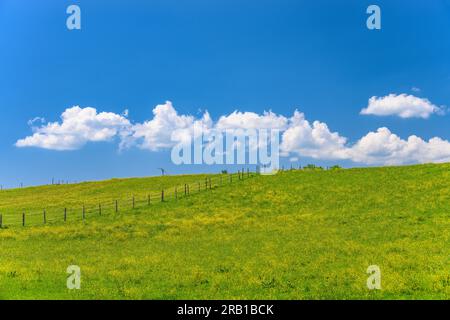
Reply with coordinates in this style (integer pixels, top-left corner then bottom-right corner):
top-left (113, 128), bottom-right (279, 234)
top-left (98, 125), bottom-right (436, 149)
top-left (115, 200), bottom-right (118, 213)
top-left (161, 190), bottom-right (164, 202)
top-left (0, 214), bottom-right (2, 228)
top-left (64, 208), bottom-right (67, 222)
top-left (22, 212), bottom-right (25, 227)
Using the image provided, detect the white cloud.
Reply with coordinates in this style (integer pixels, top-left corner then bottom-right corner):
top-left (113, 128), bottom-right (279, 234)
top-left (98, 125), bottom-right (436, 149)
top-left (127, 101), bottom-right (213, 151)
top-left (280, 111), bottom-right (348, 159)
top-left (16, 106), bottom-right (131, 150)
top-left (282, 122), bottom-right (450, 166)
top-left (16, 101), bottom-right (450, 166)
top-left (215, 110), bottom-right (288, 131)
top-left (348, 127), bottom-right (450, 165)
top-left (360, 93), bottom-right (443, 119)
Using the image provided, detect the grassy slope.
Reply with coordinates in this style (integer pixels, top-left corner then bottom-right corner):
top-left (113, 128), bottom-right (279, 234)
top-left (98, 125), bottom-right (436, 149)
top-left (0, 173), bottom-right (220, 226)
top-left (0, 164), bottom-right (449, 299)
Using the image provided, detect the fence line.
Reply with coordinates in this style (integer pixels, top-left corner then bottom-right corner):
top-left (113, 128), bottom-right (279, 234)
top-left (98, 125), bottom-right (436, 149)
top-left (0, 170), bottom-right (259, 229)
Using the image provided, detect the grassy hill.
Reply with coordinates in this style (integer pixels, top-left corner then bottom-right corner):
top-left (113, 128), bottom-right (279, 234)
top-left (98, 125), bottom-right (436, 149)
top-left (0, 164), bottom-right (449, 299)
top-left (0, 173), bottom-right (222, 226)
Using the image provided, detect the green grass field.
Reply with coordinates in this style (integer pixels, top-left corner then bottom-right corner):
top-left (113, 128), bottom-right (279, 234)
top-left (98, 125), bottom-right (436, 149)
top-left (0, 164), bottom-right (449, 299)
top-left (0, 173), bottom-right (222, 226)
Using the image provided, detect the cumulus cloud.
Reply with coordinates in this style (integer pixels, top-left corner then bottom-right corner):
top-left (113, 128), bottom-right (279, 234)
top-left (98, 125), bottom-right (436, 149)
top-left (360, 94), bottom-right (443, 119)
top-left (16, 106), bottom-right (131, 150)
top-left (282, 123), bottom-right (450, 166)
top-left (127, 101), bottom-right (213, 151)
top-left (128, 103), bottom-right (450, 165)
top-left (216, 110), bottom-right (288, 131)
top-left (16, 101), bottom-right (450, 166)
top-left (280, 111), bottom-right (348, 159)
top-left (348, 128), bottom-right (450, 165)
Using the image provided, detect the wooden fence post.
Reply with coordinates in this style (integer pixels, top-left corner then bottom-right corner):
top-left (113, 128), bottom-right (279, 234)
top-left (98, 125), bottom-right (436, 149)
top-left (161, 190), bottom-right (164, 202)
top-left (198, 182), bottom-right (200, 192)
top-left (64, 208), bottom-right (67, 222)
top-left (184, 184), bottom-right (187, 196)
top-left (115, 200), bottom-right (118, 213)
top-left (22, 212), bottom-right (25, 227)
top-left (147, 194), bottom-right (151, 206)
top-left (43, 209), bottom-right (46, 224)
top-left (175, 187), bottom-right (178, 200)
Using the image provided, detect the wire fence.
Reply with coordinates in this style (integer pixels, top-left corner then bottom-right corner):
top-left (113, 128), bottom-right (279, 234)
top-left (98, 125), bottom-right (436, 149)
top-left (0, 169), bottom-right (257, 229)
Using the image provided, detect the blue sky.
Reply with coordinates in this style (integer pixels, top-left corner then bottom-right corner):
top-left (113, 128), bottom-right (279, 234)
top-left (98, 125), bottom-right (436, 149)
top-left (1, 0), bottom-right (449, 188)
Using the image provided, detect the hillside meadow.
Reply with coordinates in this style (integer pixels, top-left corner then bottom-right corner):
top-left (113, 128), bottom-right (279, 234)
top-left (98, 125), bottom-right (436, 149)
top-left (0, 164), bottom-right (449, 299)
top-left (0, 173), bottom-right (222, 226)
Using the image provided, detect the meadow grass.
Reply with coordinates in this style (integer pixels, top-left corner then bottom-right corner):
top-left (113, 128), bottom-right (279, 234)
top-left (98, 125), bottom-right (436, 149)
top-left (0, 173), bottom-right (222, 226)
top-left (0, 164), bottom-right (449, 299)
